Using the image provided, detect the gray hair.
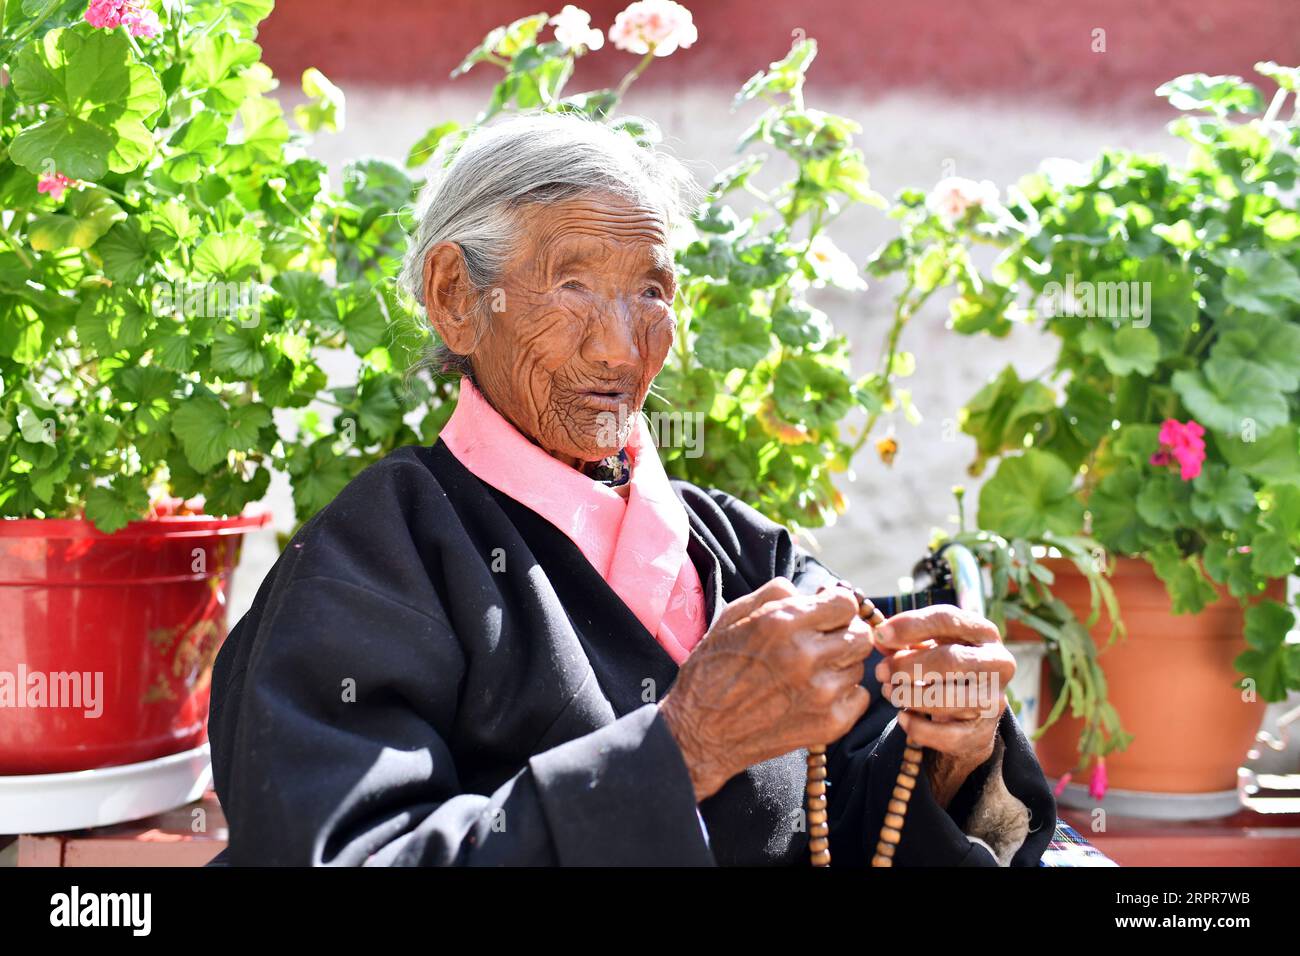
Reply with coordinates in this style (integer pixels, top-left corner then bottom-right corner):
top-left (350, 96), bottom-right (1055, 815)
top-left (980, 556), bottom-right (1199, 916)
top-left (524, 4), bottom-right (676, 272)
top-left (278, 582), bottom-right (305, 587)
top-left (399, 111), bottom-right (699, 378)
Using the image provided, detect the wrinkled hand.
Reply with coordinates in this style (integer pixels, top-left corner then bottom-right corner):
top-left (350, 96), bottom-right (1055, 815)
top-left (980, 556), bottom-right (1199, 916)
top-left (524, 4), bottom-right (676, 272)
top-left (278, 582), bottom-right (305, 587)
top-left (872, 605), bottom-right (1015, 807)
top-left (660, 578), bottom-right (875, 802)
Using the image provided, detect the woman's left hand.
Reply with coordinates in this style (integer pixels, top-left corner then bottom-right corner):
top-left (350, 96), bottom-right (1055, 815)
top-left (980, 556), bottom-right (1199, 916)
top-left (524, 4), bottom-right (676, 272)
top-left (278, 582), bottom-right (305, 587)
top-left (871, 605), bottom-right (1016, 807)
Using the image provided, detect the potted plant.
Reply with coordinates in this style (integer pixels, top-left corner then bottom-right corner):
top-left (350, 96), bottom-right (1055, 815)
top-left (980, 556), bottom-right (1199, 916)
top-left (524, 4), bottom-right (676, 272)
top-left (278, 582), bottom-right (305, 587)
top-left (0, 0), bottom-right (431, 794)
top-left (875, 63), bottom-right (1300, 815)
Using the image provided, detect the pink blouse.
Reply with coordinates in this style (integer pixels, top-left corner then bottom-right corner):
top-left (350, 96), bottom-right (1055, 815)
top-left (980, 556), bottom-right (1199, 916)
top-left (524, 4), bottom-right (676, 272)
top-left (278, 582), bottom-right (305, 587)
top-left (439, 377), bottom-right (708, 663)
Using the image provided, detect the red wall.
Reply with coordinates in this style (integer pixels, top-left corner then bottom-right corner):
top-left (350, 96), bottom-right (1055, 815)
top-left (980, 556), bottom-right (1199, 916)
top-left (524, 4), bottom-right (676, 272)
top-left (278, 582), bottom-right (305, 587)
top-left (258, 0), bottom-right (1300, 111)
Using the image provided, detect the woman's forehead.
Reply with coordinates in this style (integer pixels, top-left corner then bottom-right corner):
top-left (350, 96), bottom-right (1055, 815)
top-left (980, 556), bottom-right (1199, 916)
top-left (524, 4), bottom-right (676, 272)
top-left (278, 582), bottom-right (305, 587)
top-left (523, 195), bottom-right (670, 255)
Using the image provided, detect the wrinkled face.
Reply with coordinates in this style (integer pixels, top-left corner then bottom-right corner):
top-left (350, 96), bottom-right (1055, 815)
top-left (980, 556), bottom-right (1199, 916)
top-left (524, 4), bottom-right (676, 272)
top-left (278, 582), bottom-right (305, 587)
top-left (434, 193), bottom-right (678, 467)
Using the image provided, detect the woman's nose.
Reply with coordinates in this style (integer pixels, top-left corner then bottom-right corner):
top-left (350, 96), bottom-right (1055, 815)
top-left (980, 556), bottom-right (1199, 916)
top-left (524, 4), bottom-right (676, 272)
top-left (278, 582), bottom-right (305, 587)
top-left (580, 297), bottom-right (641, 368)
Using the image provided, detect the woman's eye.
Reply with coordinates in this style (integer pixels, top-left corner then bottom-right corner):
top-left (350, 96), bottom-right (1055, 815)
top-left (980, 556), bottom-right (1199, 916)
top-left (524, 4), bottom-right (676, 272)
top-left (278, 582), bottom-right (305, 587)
top-left (561, 279), bottom-right (585, 291)
top-left (642, 286), bottom-right (663, 300)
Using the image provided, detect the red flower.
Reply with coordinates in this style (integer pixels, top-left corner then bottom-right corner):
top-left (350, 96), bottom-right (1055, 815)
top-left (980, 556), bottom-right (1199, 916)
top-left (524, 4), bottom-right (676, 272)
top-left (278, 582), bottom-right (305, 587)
top-left (1149, 418), bottom-right (1206, 481)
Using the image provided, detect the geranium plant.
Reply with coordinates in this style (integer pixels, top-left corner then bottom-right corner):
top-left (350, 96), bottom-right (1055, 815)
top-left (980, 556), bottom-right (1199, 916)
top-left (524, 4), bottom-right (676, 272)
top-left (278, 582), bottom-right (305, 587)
top-left (2, 1), bottom-right (919, 537)
top-left (876, 63), bottom-right (1300, 769)
top-left (0, 0), bottom-right (431, 531)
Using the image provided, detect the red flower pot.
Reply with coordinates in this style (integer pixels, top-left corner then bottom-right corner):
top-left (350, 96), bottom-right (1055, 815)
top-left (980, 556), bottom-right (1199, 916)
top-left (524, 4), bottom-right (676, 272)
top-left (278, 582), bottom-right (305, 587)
top-left (0, 512), bottom-right (268, 774)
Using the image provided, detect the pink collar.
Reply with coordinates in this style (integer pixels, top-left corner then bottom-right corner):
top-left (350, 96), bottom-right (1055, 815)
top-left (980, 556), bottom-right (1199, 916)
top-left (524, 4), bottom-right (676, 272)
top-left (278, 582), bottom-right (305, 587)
top-left (439, 377), bottom-right (693, 649)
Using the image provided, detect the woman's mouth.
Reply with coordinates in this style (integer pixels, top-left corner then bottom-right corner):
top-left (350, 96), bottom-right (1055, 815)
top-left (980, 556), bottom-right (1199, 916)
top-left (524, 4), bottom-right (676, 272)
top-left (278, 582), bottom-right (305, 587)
top-left (579, 390), bottom-right (633, 411)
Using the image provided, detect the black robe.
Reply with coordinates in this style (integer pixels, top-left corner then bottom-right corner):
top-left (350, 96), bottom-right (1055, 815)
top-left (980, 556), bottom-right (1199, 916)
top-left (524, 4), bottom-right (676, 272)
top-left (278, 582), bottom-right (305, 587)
top-left (208, 441), bottom-right (1055, 866)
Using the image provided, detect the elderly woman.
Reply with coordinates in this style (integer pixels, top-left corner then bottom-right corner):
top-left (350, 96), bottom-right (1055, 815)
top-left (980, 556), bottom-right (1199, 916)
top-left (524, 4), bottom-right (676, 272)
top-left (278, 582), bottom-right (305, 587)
top-left (209, 113), bottom-right (1054, 867)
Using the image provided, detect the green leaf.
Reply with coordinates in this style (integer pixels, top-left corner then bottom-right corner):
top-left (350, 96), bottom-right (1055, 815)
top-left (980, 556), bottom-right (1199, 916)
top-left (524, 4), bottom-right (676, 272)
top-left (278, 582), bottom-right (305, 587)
top-left (9, 24), bottom-right (164, 179)
top-left (405, 120), bottom-right (461, 169)
top-left (294, 68), bottom-right (345, 133)
top-left (17, 405), bottom-right (54, 445)
top-left (1148, 545), bottom-right (1219, 614)
top-left (1172, 353), bottom-right (1288, 437)
top-left (1190, 463), bottom-right (1257, 529)
top-left (170, 395), bottom-right (271, 472)
top-left (75, 287), bottom-right (147, 353)
top-left (211, 324), bottom-right (267, 378)
top-left (694, 305), bottom-right (772, 371)
top-left (959, 366), bottom-right (1055, 471)
top-left (1255, 61), bottom-right (1300, 92)
top-left (1213, 315), bottom-right (1300, 393)
top-left (193, 232), bottom-right (263, 281)
top-left (95, 218), bottom-right (156, 283)
top-left (1077, 324), bottom-right (1160, 376)
top-left (84, 477), bottom-right (149, 534)
top-left (1220, 251), bottom-right (1300, 313)
top-left (1135, 472), bottom-right (1195, 529)
top-left (1250, 532), bottom-right (1296, 578)
top-left (27, 187), bottom-right (124, 251)
top-left (221, 96), bottom-right (290, 168)
top-left (977, 450), bottom-right (1084, 539)
top-left (1235, 599), bottom-right (1298, 701)
top-left (1156, 73), bottom-right (1265, 115)
top-left (771, 303), bottom-right (831, 348)
top-left (338, 287), bottom-right (388, 354)
top-left (1090, 468), bottom-right (1159, 554)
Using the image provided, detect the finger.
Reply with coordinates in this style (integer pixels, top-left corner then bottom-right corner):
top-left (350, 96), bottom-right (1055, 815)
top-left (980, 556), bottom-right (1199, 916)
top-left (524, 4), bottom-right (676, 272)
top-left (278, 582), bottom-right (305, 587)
top-left (897, 712), bottom-right (997, 758)
top-left (826, 684), bottom-right (871, 738)
top-left (878, 639), bottom-right (1019, 691)
top-left (807, 617), bottom-right (876, 667)
top-left (873, 605), bottom-right (1001, 651)
top-left (792, 585), bottom-right (861, 632)
top-left (876, 642), bottom-right (1015, 688)
top-left (716, 576), bottom-right (799, 628)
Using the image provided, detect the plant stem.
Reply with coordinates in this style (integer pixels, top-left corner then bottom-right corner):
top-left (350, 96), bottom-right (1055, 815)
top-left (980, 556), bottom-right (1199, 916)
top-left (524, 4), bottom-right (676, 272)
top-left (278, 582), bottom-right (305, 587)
top-left (1, 0), bottom-right (60, 64)
top-left (0, 215), bottom-right (32, 268)
top-left (613, 50), bottom-right (655, 101)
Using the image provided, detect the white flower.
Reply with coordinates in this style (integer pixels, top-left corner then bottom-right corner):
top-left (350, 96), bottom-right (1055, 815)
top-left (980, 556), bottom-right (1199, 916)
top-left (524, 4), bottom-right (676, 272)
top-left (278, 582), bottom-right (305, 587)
top-left (609, 0), bottom-right (698, 57)
top-left (806, 235), bottom-right (867, 291)
top-left (927, 176), bottom-right (1000, 226)
top-left (550, 5), bottom-right (604, 52)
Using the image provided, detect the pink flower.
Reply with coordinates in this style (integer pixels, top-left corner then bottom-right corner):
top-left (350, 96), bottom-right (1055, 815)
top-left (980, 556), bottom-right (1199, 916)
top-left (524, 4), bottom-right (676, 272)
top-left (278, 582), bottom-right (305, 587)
top-left (84, 0), bottom-right (125, 29)
top-left (609, 0), bottom-right (697, 57)
top-left (927, 176), bottom-right (1000, 226)
top-left (37, 172), bottom-right (76, 201)
top-left (84, 0), bottom-right (160, 38)
top-left (1053, 772), bottom-right (1073, 797)
top-left (1089, 758), bottom-right (1108, 801)
top-left (1149, 418), bottom-right (1206, 481)
top-left (550, 5), bottom-right (604, 52)
top-left (123, 5), bottom-right (161, 38)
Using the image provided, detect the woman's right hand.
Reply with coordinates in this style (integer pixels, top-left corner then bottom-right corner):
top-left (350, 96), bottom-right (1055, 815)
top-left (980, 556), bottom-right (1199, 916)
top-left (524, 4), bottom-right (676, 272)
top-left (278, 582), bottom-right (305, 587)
top-left (659, 578), bottom-right (875, 802)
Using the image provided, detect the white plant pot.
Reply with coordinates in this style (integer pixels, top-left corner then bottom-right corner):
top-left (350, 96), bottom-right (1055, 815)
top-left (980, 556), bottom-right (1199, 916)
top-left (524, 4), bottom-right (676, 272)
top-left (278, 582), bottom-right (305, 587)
top-left (1006, 640), bottom-right (1045, 739)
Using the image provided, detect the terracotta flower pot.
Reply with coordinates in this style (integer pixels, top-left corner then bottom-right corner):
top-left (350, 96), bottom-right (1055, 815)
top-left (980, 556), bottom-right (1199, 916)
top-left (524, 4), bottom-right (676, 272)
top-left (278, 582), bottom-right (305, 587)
top-left (1030, 556), bottom-right (1282, 794)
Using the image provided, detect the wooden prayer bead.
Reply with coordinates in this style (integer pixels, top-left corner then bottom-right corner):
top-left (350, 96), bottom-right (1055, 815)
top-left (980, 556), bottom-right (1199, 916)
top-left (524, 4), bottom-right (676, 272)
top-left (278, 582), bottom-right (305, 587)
top-left (888, 799), bottom-right (908, 815)
top-left (884, 812), bottom-right (905, 830)
top-left (805, 780), bottom-right (826, 798)
top-left (871, 854), bottom-right (893, 868)
top-left (807, 809), bottom-right (827, 826)
top-left (880, 826), bottom-right (902, 843)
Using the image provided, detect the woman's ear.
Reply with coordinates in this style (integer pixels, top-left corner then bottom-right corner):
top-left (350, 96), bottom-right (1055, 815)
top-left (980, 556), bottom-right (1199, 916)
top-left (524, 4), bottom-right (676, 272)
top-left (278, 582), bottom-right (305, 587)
top-left (422, 241), bottom-right (481, 356)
